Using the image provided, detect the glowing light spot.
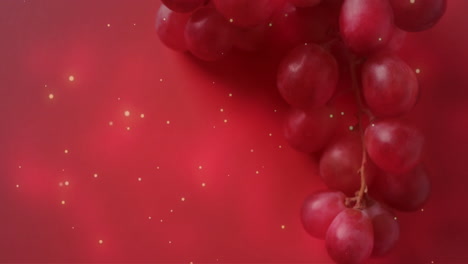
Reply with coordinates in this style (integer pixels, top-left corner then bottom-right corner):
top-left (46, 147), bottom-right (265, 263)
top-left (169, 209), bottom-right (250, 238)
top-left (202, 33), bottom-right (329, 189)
top-left (140, 113), bottom-right (145, 118)
top-left (268, 22), bottom-right (273, 27)
top-left (229, 18), bottom-right (234, 23)
top-left (71, 226), bottom-right (75, 229)
top-left (160, 78), bottom-right (163, 82)
top-left (201, 183), bottom-right (206, 187)
top-left (228, 93), bottom-right (233, 97)
top-left (278, 145), bottom-right (282, 149)
top-left (93, 173), bottom-right (99, 178)
top-left (18, 165), bottom-right (22, 169)
top-left (64, 149), bottom-right (69, 154)
top-left (148, 216), bottom-right (152, 220)
top-left (198, 165), bottom-right (203, 170)
top-left (168, 241), bottom-right (172, 244)
top-left (250, 149), bottom-right (254, 152)
top-left (281, 225), bottom-right (286, 230)
top-left (162, 17), bottom-right (167, 21)
top-left (124, 110), bottom-right (130, 117)
top-left (421, 208), bottom-right (424, 212)
top-left (415, 68), bottom-right (421, 74)
top-left (98, 240), bottom-right (103, 244)
top-left (68, 75), bottom-right (75, 82)
top-left (274, 109), bottom-right (277, 113)
top-left (107, 23), bottom-right (111, 27)
top-left (108, 121), bottom-right (113, 126)
top-left (268, 133), bottom-right (272, 136)
top-left (410, 0), bottom-right (415, 3)
top-left (329, 114), bottom-right (334, 118)
top-left (394, 217), bottom-right (398, 220)
top-left (48, 93), bottom-right (54, 99)
top-left (284, 13), bottom-right (288, 17)
top-left (170, 209), bottom-right (174, 213)
top-left (378, 37), bottom-right (382, 42)
top-left (341, 112), bottom-right (345, 115)
top-left (133, 23), bottom-right (136, 26)
top-left (126, 126), bottom-right (131, 131)
top-left (349, 126), bottom-right (354, 131)
top-left (137, 177), bottom-right (142, 182)
top-left (64, 181), bottom-right (70, 186)
top-left (156, 166), bottom-right (160, 170)
top-left (160, 219), bottom-right (163, 222)
top-left (181, 197), bottom-right (185, 202)
top-left (166, 120), bottom-right (171, 125)
top-left (117, 97), bottom-right (121, 101)
top-left (61, 200), bottom-right (66, 205)
top-left (220, 108), bottom-right (224, 112)
top-left (224, 119), bottom-right (228, 123)
top-left (15, 184), bottom-right (19, 188)
top-left (255, 171), bottom-right (259, 174)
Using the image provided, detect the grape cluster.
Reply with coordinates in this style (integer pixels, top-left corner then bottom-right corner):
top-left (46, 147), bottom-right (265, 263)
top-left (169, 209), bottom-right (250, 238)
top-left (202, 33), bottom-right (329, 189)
top-left (155, 0), bottom-right (446, 263)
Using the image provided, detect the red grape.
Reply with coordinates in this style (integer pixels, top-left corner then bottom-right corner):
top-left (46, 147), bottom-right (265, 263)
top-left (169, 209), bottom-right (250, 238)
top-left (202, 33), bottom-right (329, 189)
top-left (365, 200), bottom-right (400, 256)
top-left (284, 107), bottom-right (337, 153)
top-left (339, 0), bottom-right (394, 54)
top-left (289, 0), bottom-right (322, 8)
top-left (371, 166), bottom-right (431, 211)
top-left (232, 25), bottom-right (266, 52)
top-left (362, 53), bottom-right (419, 117)
top-left (365, 120), bottom-right (423, 174)
top-left (212, 0), bottom-right (284, 28)
top-left (277, 44), bottom-right (338, 110)
top-left (155, 4), bottom-right (191, 51)
top-left (385, 27), bottom-right (407, 52)
top-left (389, 0), bottom-right (447, 32)
top-left (301, 191), bottom-right (346, 239)
top-left (326, 209), bottom-right (374, 264)
top-left (184, 7), bottom-right (235, 61)
top-left (319, 133), bottom-right (375, 196)
top-left (161, 0), bottom-right (205, 13)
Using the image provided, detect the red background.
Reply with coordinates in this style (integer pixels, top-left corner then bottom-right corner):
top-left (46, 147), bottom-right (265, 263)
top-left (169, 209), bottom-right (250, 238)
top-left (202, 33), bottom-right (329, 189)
top-left (0, 0), bottom-right (467, 263)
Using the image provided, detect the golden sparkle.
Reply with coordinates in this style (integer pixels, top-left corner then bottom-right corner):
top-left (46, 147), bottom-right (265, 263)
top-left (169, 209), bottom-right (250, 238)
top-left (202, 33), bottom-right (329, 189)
top-left (126, 126), bottom-right (131, 131)
top-left (148, 216), bottom-right (152, 220)
top-left (220, 108), bottom-right (224, 112)
top-left (140, 113), bottom-right (145, 118)
top-left (93, 173), bottom-right (99, 178)
top-left (281, 225), bottom-right (286, 229)
top-left (268, 22), bottom-right (273, 27)
top-left (329, 114), bottom-right (334, 118)
top-left (68, 75), bottom-right (75, 82)
top-left (228, 93), bottom-right (233, 97)
top-left (61, 200), bottom-right (66, 205)
top-left (124, 110), bottom-right (130, 117)
top-left (229, 18), bottom-right (234, 23)
top-left (107, 23), bottom-right (111, 27)
top-left (138, 177), bottom-right (142, 182)
top-left (109, 121), bottom-right (113, 126)
top-left (255, 170), bottom-right (260, 174)
top-left (181, 197), bottom-right (186, 202)
top-left (166, 120), bottom-right (171, 124)
top-left (278, 145), bottom-right (282, 149)
top-left (98, 239), bottom-right (104, 244)
top-left (64, 149), bottom-right (69, 154)
top-left (18, 165), bottom-right (22, 169)
top-left (64, 181), bottom-right (70, 186)
top-left (48, 93), bottom-right (54, 99)
top-left (250, 149), bottom-right (254, 153)
top-left (349, 126), bottom-right (354, 131)
top-left (201, 183), bottom-right (206, 187)
top-left (198, 165), bottom-right (203, 170)
top-left (415, 68), bottom-right (421, 74)
top-left (15, 184), bottom-right (19, 188)
top-left (341, 112), bottom-right (345, 115)
top-left (223, 119), bottom-right (228, 123)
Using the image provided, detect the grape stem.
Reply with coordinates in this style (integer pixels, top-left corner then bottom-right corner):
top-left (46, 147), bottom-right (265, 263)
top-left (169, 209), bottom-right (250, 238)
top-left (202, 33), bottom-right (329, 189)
top-left (347, 52), bottom-right (368, 210)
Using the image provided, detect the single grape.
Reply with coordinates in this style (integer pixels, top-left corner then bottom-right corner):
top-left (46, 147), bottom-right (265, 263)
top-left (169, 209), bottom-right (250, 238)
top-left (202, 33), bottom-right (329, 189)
top-left (326, 209), bottom-right (374, 264)
top-left (155, 4), bottom-right (191, 51)
top-left (362, 53), bottom-right (419, 117)
top-left (365, 200), bottom-right (400, 256)
top-left (371, 166), bottom-right (431, 211)
top-left (301, 190), bottom-right (346, 239)
top-left (365, 120), bottom-right (423, 174)
top-left (319, 133), bottom-right (375, 196)
top-left (289, 0), bottom-right (321, 8)
top-left (212, 0), bottom-right (284, 28)
top-left (284, 107), bottom-right (337, 153)
top-left (277, 44), bottom-right (338, 110)
top-left (184, 7), bottom-right (235, 61)
top-left (389, 0), bottom-right (447, 32)
top-left (161, 0), bottom-right (205, 13)
top-left (339, 0), bottom-right (394, 54)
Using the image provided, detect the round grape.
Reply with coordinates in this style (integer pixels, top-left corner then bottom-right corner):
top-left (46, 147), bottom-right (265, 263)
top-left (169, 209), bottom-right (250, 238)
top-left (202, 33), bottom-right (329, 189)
top-left (319, 133), bottom-right (375, 196)
top-left (301, 190), bottom-right (346, 239)
top-left (326, 209), bottom-right (374, 264)
top-left (365, 120), bottom-right (424, 174)
top-left (284, 107), bottom-right (337, 153)
top-left (155, 4), bottom-right (191, 51)
top-left (389, 0), bottom-right (447, 32)
top-left (277, 44), bottom-right (338, 110)
top-left (184, 7), bottom-right (235, 61)
top-left (340, 0), bottom-right (394, 54)
top-left (365, 200), bottom-right (400, 256)
top-left (161, 0), bottom-right (205, 13)
top-left (372, 166), bottom-right (431, 211)
top-left (362, 53), bottom-right (419, 117)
